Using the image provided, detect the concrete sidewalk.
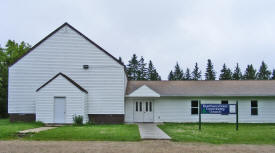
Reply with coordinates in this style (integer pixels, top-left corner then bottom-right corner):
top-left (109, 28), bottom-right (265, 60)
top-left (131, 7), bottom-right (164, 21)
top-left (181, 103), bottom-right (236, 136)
top-left (18, 127), bottom-right (56, 134)
top-left (138, 123), bottom-right (171, 140)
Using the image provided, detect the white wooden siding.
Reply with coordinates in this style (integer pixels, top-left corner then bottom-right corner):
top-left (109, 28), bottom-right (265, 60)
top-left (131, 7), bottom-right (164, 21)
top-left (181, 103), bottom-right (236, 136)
top-left (125, 99), bottom-right (134, 122)
top-left (36, 75), bottom-right (87, 123)
top-left (9, 25), bottom-right (125, 115)
top-left (125, 97), bottom-right (275, 123)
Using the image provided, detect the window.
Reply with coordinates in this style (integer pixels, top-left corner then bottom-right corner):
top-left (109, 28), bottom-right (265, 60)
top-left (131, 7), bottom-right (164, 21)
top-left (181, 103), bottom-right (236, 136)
top-left (251, 100), bottom-right (258, 115)
top-left (139, 102), bottom-right (142, 112)
top-left (221, 100), bottom-right (228, 104)
top-left (191, 100), bottom-right (199, 115)
top-left (146, 102), bottom-right (148, 112)
top-left (149, 102), bottom-right (152, 112)
top-left (136, 102), bottom-right (138, 112)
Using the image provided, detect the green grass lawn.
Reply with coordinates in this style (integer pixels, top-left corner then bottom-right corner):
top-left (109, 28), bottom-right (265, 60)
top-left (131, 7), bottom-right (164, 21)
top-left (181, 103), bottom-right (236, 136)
top-left (0, 119), bottom-right (42, 140)
top-left (158, 123), bottom-right (275, 144)
top-left (26, 124), bottom-right (140, 141)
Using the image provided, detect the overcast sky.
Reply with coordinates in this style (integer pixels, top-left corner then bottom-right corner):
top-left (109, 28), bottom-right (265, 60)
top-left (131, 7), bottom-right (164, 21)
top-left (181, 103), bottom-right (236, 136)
top-left (1, 0), bottom-right (275, 79)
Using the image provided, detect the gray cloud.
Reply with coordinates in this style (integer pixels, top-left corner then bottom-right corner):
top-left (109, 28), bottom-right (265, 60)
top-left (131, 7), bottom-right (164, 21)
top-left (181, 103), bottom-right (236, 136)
top-left (1, 0), bottom-right (275, 79)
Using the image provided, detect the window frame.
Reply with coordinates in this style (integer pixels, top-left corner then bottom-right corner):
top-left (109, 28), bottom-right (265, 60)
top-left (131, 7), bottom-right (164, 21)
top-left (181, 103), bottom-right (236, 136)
top-left (149, 101), bottom-right (152, 112)
top-left (221, 100), bottom-right (228, 104)
top-left (136, 102), bottom-right (138, 112)
top-left (191, 100), bottom-right (199, 115)
top-left (251, 100), bottom-right (258, 116)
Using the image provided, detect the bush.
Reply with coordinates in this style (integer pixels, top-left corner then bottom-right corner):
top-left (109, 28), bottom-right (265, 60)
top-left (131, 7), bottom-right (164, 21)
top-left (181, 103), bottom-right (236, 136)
top-left (35, 121), bottom-right (45, 126)
top-left (73, 115), bottom-right (83, 125)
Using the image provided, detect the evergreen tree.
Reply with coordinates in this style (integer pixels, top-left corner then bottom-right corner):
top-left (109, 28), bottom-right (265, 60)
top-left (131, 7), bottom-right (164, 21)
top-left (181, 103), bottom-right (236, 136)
top-left (137, 56), bottom-right (147, 80)
top-left (257, 61), bottom-right (271, 80)
top-left (147, 60), bottom-right (161, 80)
top-left (191, 62), bottom-right (201, 80)
top-left (219, 63), bottom-right (232, 80)
top-left (243, 64), bottom-right (257, 80)
top-left (205, 59), bottom-right (216, 80)
top-left (185, 68), bottom-right (192, 80)
top-left (232, 63), bottom-right (242, 80)
top-left (271, 69), bottom-right (275, 80)
top-left (173, 62), bottom-right (184, 80)
top-left (168, 70), bottom-right (174, 80)
top-left (126, 54), bottom-right (139, 80)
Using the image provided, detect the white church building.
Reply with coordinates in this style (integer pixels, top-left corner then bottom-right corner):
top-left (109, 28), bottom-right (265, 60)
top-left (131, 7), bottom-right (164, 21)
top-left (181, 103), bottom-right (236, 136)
top-left (8, 23), bottom-right (275, 124)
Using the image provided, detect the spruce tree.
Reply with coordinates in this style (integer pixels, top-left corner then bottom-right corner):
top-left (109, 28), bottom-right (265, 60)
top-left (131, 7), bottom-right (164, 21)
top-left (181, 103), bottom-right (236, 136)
top-left (191, 62), bottom-right (201, 80)
top-left (219, 63), bottom-right (232, 80)
top-left (257, 61), bottom-right (271, 80)
top-left (205, 59), bottom-right (216, 80)
top-left (243, 64), bottom-right (257, 80)
top-left (168, 71), bottom-right (174, 80)
top-left (137, 56), bottom-right (147, 80)
top-left (173, 62), bottom-right (184, 80)
top-left (271, 69), bottom-right (275, 80)
top-left (185, 68), bottom-right (191, 80)
top-left (232, 63), bottom-right (242, 80)
top-left (126, 54), bottom-right (139, 80)
top-left (147, 60), bottom-right (161, 80)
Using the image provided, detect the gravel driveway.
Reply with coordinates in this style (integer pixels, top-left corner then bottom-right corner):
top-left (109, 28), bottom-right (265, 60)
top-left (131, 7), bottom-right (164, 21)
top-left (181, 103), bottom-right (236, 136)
top-left (0, 140), bottom-right (274, 153)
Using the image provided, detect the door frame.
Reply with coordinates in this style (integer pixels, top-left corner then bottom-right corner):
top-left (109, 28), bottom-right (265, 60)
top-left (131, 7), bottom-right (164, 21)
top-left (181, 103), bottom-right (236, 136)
top-left (132, 99), bottom-right (154, 123)
top-left (54, 96), bottom-right (66, 123)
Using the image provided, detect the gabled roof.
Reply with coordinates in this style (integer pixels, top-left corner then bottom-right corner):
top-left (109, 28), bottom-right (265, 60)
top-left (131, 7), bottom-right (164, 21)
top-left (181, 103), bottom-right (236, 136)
top-left (36, 73), bottom-right (88, 94)
top-left (126, 80), bottom-right (275, 97)
top-left (9, 22), bottom-right (125, 69)
top-left (127, 85), bottom-right (160, 97)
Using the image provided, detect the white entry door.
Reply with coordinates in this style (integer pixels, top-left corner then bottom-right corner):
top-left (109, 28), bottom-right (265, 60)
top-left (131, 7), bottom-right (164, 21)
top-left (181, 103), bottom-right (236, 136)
top-left (133, 100), bottom-right (153, 122)
top-left (54, 97), bottom-right (65, 123)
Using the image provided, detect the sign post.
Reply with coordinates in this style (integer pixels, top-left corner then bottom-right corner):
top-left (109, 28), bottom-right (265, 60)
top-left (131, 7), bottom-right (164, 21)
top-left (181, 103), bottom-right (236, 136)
top-left (236, 101), bottom-right (239, 131)
top-left (199, 100), bottom-right (201, 131)
top-left (199, 102), bottom-right (238, 131)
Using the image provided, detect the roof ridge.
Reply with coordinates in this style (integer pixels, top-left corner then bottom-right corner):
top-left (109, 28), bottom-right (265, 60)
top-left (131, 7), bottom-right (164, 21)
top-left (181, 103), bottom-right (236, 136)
top-left (128, 80), bottom-right (275, 82)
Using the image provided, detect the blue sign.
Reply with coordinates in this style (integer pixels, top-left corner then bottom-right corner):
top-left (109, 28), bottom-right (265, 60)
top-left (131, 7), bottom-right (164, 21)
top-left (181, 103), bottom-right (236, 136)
top-left (201, 104), bottom-right (229, 114)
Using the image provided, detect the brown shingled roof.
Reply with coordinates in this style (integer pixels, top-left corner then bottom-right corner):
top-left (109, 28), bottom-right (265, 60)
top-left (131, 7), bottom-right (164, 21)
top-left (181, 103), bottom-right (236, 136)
top-left (126, 80), bottom-right (275, 97)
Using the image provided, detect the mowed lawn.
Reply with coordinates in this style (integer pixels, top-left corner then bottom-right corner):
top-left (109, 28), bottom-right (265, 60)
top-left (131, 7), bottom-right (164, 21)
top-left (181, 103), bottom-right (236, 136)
top-left (158, 123), bottom-right (275, 144)
top-left (26, 124), bottom-right (140, 141)
top-left (0, 119), bottom-right (42, 140)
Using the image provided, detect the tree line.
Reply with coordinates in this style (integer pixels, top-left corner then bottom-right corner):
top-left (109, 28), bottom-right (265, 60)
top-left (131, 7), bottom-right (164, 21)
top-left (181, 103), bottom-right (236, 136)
top-left (122, 54), bottom-right (161, 80)
top-left (124, 54), bottom-right (275, 81)
top-left (168, 59), bottom-right (275, 80)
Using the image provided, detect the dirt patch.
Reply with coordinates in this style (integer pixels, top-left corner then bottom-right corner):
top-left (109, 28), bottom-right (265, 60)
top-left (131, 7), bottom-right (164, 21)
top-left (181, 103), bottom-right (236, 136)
top-left (0, 140), bottom-right (274, 153)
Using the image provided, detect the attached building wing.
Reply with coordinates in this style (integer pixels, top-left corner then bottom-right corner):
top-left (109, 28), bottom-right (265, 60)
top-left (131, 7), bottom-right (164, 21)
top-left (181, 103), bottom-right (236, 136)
top-left (126, 80), bottom-right (275, 97)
